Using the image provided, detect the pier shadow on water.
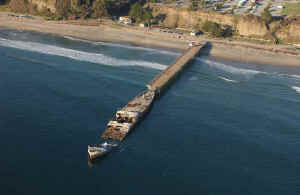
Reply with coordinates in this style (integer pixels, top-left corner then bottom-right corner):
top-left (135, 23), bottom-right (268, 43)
top-left (197, 41), bottom-right (213, 57)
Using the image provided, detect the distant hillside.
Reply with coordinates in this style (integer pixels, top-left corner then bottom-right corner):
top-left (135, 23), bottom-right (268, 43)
top-left (8, 0), bottom-right (134, 19)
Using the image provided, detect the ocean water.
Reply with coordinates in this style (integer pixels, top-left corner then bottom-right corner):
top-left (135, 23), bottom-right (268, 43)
top-left (0, 29), bottom-right (300, 195)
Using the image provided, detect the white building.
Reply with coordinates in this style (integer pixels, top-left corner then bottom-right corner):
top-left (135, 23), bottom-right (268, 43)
top-left (119, 16), bottom-right (133, 24)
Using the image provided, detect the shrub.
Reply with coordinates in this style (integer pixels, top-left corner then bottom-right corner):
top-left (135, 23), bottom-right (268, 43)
top-left (129, 2), bottom-right (152, 24)
top-left (91, 0), bottom-right (110, 18)
top-left (129, 2), bottom-right (144, 20)
top-left (261, 4), bottom-right (272, 25)
top-left (202, 21), bottom-right (224, 37)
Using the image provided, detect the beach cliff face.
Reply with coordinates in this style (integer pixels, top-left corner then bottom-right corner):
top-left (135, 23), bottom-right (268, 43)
top-left (30, 0), bottom-right (57, 12)
top-left (236, 15), bottom-right (268, 37)
top-left (275, 18), bottom-right (300, 44)
top-left (152, 6), bottom-right (300, 44)
top-left (152, 6), bottom-right (268, 37)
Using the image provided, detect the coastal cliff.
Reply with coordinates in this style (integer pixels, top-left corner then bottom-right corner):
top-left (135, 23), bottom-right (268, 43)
top-left (275, 17), bottom-right (300, 44)
top-left (6, 1), bottom-right (300, 44)
top-left (152, 6), bottom-right (268, 37)
top-left (152, 6), bottom-right (300, 44)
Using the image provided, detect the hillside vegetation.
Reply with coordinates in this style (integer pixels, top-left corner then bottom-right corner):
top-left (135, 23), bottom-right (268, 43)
top-left (151, 5), bottom-right (300, 44)
top-left (8, 0), bottom-right (135, 19)
top-left (282, 3), bottom-right (300, 16)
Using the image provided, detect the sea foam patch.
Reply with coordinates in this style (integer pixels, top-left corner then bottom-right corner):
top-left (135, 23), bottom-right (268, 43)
top-left (291, 86), bottom-right (300, 94)
top-left (290, 75), bottom-right (300, 80)
top-left (218, 76), bottom-right (238, 83)
top-left (196, 58), bottom-right (264, 76)
top-left (0, 38), bottom-right (167, 70)
top-left (63, 35), bottom-right (180, 56)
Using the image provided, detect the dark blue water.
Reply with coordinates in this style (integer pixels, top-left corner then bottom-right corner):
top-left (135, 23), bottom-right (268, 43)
top-left (1, 29), bottom-right (300, 195)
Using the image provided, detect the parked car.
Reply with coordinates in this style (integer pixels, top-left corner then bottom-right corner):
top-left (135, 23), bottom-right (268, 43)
top-left (190, 30), bottom-right (201, 36)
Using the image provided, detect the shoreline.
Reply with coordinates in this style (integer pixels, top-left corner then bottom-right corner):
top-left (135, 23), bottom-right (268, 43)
top-left (1, 12), bottom-right (300, 67)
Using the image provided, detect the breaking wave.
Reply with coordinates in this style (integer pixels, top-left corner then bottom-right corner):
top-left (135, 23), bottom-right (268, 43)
top-left (0, 38), bottom-right (167, 70)
top-left (218, 76), bottom-right (238, 83)
top-left (290, 75), bottom-right (300, 80)
top-left (291, 86), bottom-right (300, 93)
top-left (63, 35), bottom-right (180, 56)
top-left (189, 76), bottom-right (198, 81)
top-left (196, 58), bottom-right (264, 76)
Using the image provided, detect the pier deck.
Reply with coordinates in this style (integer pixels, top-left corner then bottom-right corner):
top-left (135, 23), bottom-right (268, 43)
top-left (147, 44), bottom-right (203, 95)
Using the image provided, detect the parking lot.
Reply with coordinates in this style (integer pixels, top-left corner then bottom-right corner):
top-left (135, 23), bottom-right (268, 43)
top-left (160, 0), bottom-right (299, 16)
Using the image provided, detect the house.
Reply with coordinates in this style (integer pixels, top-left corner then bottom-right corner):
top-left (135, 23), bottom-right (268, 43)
top-left (238, 0), bottom-right (247, 7)
top-left (119, 16), bottom-right (133, 25)
top-left (190, 30), bottom-right (201, 36)
top-left (139, 23), bottom-right (149, 28)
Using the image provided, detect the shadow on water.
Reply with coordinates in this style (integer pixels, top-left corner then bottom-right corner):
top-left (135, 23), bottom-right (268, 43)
top-left (197, 42), bottom-right (213, 57)
top-left (88, 157), bottom-right (107, 168)
top-left (87, 140), bottom-right (121, 167)
top-left (87, 149), bottom-right (117, 168)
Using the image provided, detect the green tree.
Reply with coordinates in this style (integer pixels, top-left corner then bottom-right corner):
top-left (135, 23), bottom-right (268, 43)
top-left (261, 4), bottom-right (272, 25)
top-left (129, 2), bottom-right (152, 23)
top-left (143, 9), bottom-right (152, 25)
top-left (202, 21), bottom-right (224, 37)
top-left (129, 2), bottom-right (144, 21)
top-left (92, 0), bottom-right (110, 18)
top-left (215, 2), bottom-right (223, 10)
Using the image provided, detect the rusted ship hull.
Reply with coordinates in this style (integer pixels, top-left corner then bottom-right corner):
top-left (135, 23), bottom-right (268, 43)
top-left (101, 90), bottom-right (155, 141)
top-left (102, 101), bottom-right (153, 141)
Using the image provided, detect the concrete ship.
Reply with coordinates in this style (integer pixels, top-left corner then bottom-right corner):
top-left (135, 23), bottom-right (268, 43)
top-left (102, 90), bottom-right (155, 141)
top-left (88, 142), bottom-right (118, 160)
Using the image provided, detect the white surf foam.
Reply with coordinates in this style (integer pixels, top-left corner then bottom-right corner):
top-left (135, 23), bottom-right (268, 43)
top-left (63, 35), bottom-right (180, 56)
top-left (189, 76), bottom-right (198, 81)
top-left (291, 86), bottom-right (300, 93)
top-left (0, 38), bottom-right (167, 70)
top-left (290, 75), bottom-right (300, 80)
top-left (63, 36), bottom-right (92, 44)
top-left (218, 76), bottom-right (238, 83)
top-left (276, 73), bottom-right (300, 82)
top-left (197, 58), bottom-right (264, 76)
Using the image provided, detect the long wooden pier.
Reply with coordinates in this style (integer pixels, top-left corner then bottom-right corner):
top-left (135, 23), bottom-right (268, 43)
top-left (102, 43), bottom-right (205, 140)
top-left (89, 43), bottom-right (205, 160)
top-left (147, 44), bottom-right (204, 96)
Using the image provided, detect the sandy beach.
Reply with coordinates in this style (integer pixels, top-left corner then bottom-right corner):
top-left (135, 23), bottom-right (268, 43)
top-left (0, 11), bottom-right (300, 67)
